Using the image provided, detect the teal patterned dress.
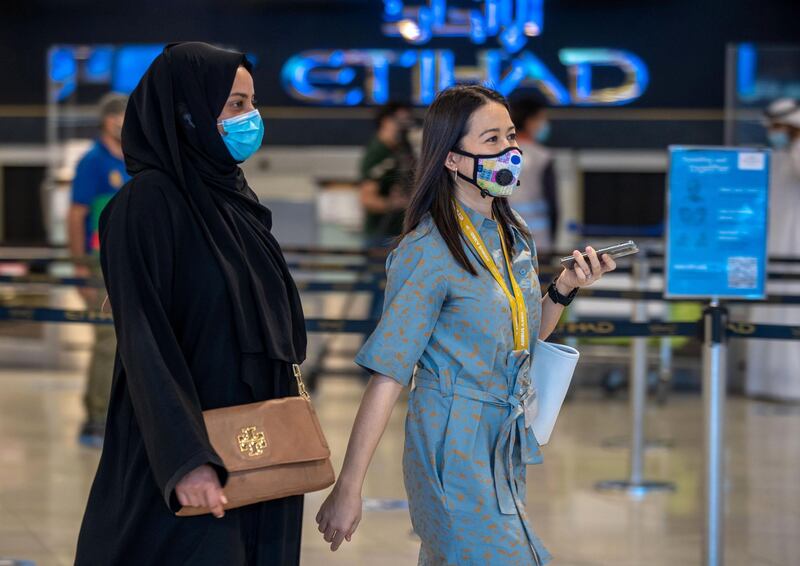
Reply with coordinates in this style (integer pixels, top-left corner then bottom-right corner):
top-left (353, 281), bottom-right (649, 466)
top-left (355, 201), bottom-right (551, 565)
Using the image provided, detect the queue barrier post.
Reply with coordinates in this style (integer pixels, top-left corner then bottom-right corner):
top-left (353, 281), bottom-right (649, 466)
top-left (596, 252), bottom-right (675, 496)
top-left (702, 300), bottom-right (728, 566)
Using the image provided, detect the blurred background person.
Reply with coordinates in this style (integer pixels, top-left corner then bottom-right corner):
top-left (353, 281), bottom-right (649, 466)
top-left (358, 101), bottom-right (415, 245)
top-left (67, 92), bottom-right (129, 448)
top-left (509, 96), bottom-right (559, 254)
top-left (746, 98), bottom-right (800, 401)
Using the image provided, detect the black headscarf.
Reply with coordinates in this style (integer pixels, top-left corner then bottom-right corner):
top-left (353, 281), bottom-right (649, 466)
top-left (121, 42), bottom-right (307, 365)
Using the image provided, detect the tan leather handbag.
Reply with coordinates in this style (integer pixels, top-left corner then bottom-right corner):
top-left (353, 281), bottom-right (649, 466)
top-left (176, 365), bottom-right (335, 517)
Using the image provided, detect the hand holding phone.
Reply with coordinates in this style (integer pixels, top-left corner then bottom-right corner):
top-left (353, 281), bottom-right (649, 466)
top-left (560, 240), bottom-right (639, 270)
top-left (553, 241), bottom-right (631, 293)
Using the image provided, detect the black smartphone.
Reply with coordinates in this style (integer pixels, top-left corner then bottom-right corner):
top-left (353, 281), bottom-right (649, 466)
top-left (560, 240), bottom-right (639, 270)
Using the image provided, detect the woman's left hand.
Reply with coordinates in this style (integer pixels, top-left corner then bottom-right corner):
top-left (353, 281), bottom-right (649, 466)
top-left (556, 246), bottom-right (617, 292)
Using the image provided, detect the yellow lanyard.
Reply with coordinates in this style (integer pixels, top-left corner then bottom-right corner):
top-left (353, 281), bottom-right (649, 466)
top-left (455, 202), bottom-right (528, 351)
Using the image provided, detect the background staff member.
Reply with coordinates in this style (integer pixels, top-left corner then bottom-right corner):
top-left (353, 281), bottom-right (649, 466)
top-left (747, 98), bottom-right (800, 401)
top-left (359, 101), bottom-right (416, 244)
top-left (67, 92), bottom-right (129, 448)
top-left (509, 96), bottom-right (559, 254)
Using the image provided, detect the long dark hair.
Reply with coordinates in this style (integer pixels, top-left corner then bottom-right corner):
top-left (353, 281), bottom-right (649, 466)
top-left (403, 85), bottom-right (528, 276)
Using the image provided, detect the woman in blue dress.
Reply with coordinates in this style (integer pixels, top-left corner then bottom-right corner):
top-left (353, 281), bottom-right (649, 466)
top-left (316, 85), bottom-right (617, 565)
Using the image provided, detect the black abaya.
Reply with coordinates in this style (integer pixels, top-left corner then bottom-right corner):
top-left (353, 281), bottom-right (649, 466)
top-left (75, 43), bottom-right (307, 566)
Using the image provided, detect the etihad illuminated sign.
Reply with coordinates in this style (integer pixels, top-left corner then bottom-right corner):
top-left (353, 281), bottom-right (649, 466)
top-left (282, 0), bottom-right (649, 106)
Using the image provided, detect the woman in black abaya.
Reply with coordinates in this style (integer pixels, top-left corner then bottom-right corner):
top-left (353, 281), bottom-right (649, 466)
top-left (75, 42), bottom-right (308, 565)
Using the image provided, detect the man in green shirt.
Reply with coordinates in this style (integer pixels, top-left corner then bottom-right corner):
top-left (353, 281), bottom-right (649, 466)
top-left (359, 102), bottom-right (416, 244)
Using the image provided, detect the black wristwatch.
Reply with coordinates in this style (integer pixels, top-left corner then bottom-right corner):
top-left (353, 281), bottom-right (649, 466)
top-left (547, 279), bottom-right (579, 306)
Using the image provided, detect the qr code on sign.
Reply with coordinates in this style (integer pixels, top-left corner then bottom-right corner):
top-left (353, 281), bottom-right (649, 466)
top-left (728, 257), bottom-right (758, 289)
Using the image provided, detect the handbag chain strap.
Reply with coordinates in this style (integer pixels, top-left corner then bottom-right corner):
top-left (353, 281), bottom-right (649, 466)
top-left (292, 364), bottom-right (311, 401)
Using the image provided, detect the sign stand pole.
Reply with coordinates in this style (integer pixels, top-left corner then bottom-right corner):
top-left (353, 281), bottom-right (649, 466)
top-left (596, 253), bottom-right (675, 496)
top-left (702, 300), bottom-right (728, 566)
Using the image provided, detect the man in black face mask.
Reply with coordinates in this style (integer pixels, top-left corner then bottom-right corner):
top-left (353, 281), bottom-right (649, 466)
top-left (358, 101), bottom-right (416, 245)
top-left (68, 92), bottom-right (129, 448)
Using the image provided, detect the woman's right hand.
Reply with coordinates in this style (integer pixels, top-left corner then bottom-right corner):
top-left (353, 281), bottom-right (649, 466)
top-left (315, 483), bottom-right (363, 551)
top-left (175, 464), bottom-right (228, 519)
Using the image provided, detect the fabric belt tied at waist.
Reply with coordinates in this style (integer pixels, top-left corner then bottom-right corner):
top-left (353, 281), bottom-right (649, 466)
top-left (414, 368), bottom-right (540, 517)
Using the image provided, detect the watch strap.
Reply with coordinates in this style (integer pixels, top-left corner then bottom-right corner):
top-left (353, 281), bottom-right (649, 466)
top-left (547, 279), bottom-right (578, 306)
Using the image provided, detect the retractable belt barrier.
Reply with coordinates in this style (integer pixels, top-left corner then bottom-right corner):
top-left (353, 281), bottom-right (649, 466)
top-left (3, 255), bottom-right (800, 281)
top-left (7, 247), bottom-right (800, 263)
top-left (5, 274), bottom-right (800, 306)
top-left (1, 306), bottom-right (798, 341)
top-left (0, 275), bottom-right (389, 293)
top-left (289, 262), bottom-right (800, 282)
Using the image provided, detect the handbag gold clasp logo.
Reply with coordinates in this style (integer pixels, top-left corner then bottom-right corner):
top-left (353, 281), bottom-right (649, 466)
top-left (237, 426), bottom-right (267, 457)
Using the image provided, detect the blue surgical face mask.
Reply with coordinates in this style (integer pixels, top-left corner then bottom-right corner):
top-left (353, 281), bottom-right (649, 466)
top-left (218, 109), bottom-right (264, 162)
top-left (535, 121), bottom-right (551, 143)
top-left (768, 130), bottom-right (789, 150)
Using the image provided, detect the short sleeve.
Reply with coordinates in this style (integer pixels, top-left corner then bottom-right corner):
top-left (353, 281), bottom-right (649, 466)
top-left (359, 143), bottom-right (394, 183)
top-left (71, 152), bottom-right (100, 206)
top-left (355, 237), bottom-right (447, 386)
